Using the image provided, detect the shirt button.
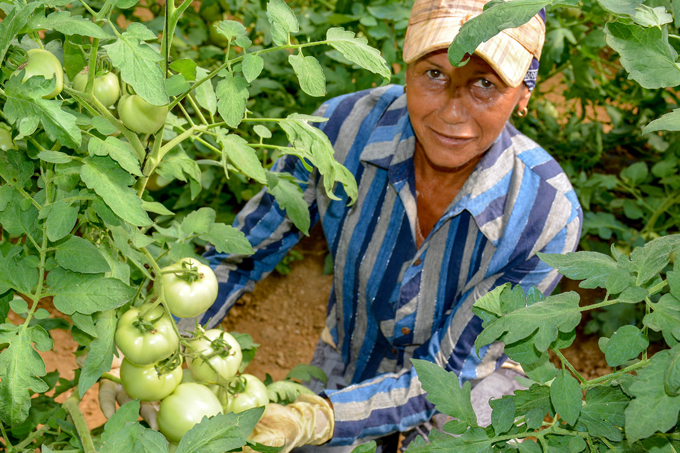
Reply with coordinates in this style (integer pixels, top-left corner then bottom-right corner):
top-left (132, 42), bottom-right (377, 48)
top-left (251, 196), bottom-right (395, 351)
top-left (392, 348), bottom-right (397, 355)
top-left (413, 258), bottom-right (422, 266)
top-left (401, 327), bottom-right (411, 335)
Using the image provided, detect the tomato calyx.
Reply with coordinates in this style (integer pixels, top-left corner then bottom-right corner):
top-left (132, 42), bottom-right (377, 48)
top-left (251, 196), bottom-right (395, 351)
top-left (132, 309), bottom-right (164, 333)
top-left (227, 375), bottom-right (249, 395)
top-left (156, 349), bottom-right (183, 375)
top-left (162, 260), bottom-right (202, 284)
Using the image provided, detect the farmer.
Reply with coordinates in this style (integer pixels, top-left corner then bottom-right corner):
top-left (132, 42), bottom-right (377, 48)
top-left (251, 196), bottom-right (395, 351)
top-left (200, 0), bottom-right (581, 451)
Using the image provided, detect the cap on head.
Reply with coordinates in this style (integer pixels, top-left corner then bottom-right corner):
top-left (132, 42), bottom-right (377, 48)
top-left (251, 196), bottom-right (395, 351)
top-left (403, 0), bottom-right (546, 88)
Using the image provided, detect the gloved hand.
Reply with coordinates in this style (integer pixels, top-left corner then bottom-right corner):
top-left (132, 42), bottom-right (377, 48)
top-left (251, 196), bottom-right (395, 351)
top-left (97, 352), bottom-right (160, 429)
top-left (245, 394), bottom-right (334, 453)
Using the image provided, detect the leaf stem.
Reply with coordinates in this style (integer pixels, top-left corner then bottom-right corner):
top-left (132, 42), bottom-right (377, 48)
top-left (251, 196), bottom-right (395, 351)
top-left (0, 421), bottom-right (13, 451)
top-left (13, 424), bottom-right (49, 450)
top-left (582, 358), bottom-right (649, 389)
top-left (63, 393), bottom-right (96, 453)
top-left (101, 372), bottom-right (122, 384)
top-left (552, 348), bottom-right (586, 383)
top-left (85, 38), bottom-right (100, 96)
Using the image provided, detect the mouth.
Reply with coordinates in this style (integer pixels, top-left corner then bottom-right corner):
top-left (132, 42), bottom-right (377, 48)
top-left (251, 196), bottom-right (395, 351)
top-left (429, 128), bottom-right (473, 146)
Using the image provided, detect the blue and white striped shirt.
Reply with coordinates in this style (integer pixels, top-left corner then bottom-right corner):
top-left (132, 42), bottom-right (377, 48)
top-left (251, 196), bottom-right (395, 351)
top-left (201, 85), bottom-right (582, 445)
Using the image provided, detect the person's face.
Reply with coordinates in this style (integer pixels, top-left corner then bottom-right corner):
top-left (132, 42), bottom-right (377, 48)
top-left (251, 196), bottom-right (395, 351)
top-left (406, 51), bottom-right (531, 172)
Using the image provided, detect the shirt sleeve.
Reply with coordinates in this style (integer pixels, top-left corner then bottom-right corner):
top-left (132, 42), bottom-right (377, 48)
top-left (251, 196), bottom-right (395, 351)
top-left (324, 208), bottom-right (583, 446)
top-left (187, 154), bottom-right (320, 331)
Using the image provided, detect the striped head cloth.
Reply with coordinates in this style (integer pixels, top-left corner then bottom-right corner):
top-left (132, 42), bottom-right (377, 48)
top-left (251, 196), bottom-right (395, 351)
top-left (403, 0), bottom-right (546, 89)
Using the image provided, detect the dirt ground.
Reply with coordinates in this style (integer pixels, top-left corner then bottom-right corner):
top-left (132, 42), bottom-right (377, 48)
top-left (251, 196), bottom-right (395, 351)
top-left (28, 227), bottom-right (612, 430)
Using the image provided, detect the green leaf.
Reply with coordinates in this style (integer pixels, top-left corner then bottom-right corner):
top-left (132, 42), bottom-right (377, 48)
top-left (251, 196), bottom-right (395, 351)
top-left (28, 11), bottom-right (112, 39)
top-left (288, 54), bottom-right (326, 97)
top-left (242, 54), bottom-right (264, 83)
top-left (216, 72), bottom-right (249, 128)
top-left (142, 200), bottom-right (174, 216)
top-left (102, 400), bottom-right (141, 442)
top-left (266, 0), bottom-right (299, 46)
top-left (550, 370), bottom-right (582, 426)
top-left (214, 20), bottom-right (247, 41)
top-left (79, 310), bottom-right (116, 396)
top-left (0, 325), bottom-right (53, 425)
top-left (326, 27), bottom-right (391, 82)
top-left (267, 380), bottom-right (314, 405)
top-left (265, 171), bottom-right (310, 235)
top-left (538, 251), bottom-right (617, 289)
top-left (602, 325), bottom-right (649, 367)
top-left (472, 283), bottom-right (509, 322)
top-left (0, 149), bottom-right (34, 189)
top-left (625, 348), bottom-right (680, 442)
top-left (46, 200), bottom-right (79, 242)
top-left (522, 352), bottom-right (558, 383)
top-left (55, 235), bottom-right (111, 274)
top-left (47, 268), bottom-right (136, 315)
top-left (605, 266), bottom-right (631, 295)
top-left (218, 134), bottom-right (267, 184)
top-left (195, 67), bottom-right (217, 116)
top-left (182, 207), bottom-right (215, 236)
top-left (446, 0), bottom-right (550, 69)
top-left (604, 22), bottom-right (680, 89)
top-left (0, 247), bottom-right (39, 295)
top-left (155, 146), bottom-right (202, 185)
top-left (88, 136), bottom-right (143, 177)
top-left (71, 312), bottom-right (97, 337)
top-left (620, 162), bottom-right (648, 185)
top-left (618, 286), bottom-right (648, 303)
top-left (632, 5), bottom-right (673, 27)
top-left (597, 0), bottom-right (643, 15)
top-left (568, 436), bottom-right (587, 453)
top-left (80, 156), bottom-right (152, 227)
top-left (104, 22), bottom-right (168, 106)
top-left (475, 291), bottom-right (581, 354)
top-left (644, 293), bottom-right (680, 346)
top-left (643, 109), bottom-right (680, 134)
top-left (351, 442), bottom-right (377, 453)
top-left (0, 2), bottom-right (41, 65)
top-left (100, 421), bottom-right (169, 453)
top-left (286, 364), bottom-right (327, 384)
top-left (490, 396), bottom-right (515, 436)
top-left (165, 74), bottom-right (191, 97)
top-left (630, 235), bottom-right (680, 285)
top-left (4, 76), bottom-right (81, 149)
top-left (176, 409), bottom-right (263, 453)
top-left (199, 223), bottom-right (254, 255)
top-left (253, 125), bottom-right (271, 139)
top-left (411, 359), bottom-right (478, 428)
top-left (38, 150), bottom-right (73, 164)
top-left (92, 116), bottom-right (118, 135)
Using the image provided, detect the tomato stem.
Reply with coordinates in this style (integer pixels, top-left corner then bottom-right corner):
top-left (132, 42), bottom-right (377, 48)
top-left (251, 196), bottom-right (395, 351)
top-left (101, 372), bottom-right (122, 385)
top-left (63, 393), bottom-right (96, 453)
top-left (0, 421), bottom-right (13, 450)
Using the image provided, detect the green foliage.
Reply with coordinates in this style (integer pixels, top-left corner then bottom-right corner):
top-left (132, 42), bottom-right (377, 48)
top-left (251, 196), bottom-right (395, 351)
top-left (406, 235), bottom-right (680, 452)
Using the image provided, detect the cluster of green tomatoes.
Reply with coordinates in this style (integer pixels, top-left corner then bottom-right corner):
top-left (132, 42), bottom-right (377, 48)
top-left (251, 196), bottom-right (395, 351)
top-left (10, 48), bottom-right (168, 135)
top-left (114, 258), bottom-right (269, 445)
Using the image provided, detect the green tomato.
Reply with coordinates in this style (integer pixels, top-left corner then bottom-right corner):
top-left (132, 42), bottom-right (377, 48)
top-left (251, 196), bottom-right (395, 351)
top-left (157, 383), bottom-right (223, 444)
top-left (114, 303), bottom-right (180, 366)
top-left (208, 22), bottom-right (229, 48)
top-left (161, 258), bottom-right (219, 318)
top-left (223, 374), bottom-right (269, 414)
top-left (12, 49), bottom-right (63, 99)
top-left (0, 124), bottom-right (15, 151)
top-left (146, 173), bottom-right (174, 191)
top-left (73, 70), bottom-right (120, 108)
top-left (187, 329), bottom-right (242, 383)
top-left (120, 357), bottom-right (183, 401)
top-left (118, 94), bottom-right (169, 134)
top-left (201, 2), bottom-right (223, 22)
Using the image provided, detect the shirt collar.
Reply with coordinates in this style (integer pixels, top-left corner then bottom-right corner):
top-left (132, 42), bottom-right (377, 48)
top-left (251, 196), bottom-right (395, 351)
top-left (359, 99), bottom-right (515, 246)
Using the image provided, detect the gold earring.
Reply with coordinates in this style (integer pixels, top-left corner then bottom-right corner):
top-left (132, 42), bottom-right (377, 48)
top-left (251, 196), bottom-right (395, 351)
top-left (515, 107), bottom-right (528, 118)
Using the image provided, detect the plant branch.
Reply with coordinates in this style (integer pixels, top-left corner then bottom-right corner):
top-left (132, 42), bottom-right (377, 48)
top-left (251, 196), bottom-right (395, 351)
top-left (63, 393), bottom-right (96, 453)
top-left (13, 424), bottom-right (49, 450)
top-left (582, 358), bottom-right (650, 389)
top-left (553, 348), bottom-right (586, 383)
top-left (0, 421), bottom-right (13, 451)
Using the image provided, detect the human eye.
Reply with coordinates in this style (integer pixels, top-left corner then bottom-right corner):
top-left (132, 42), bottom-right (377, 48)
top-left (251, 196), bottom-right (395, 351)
top-left (473, 78), bottom-right (495, 89)
top-left (425, 69), bottom-right (443, 80)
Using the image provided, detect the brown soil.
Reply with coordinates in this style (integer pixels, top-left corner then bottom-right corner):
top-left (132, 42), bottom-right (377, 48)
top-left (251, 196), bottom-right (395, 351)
top-left (30, 227), bottom-right (611, 430)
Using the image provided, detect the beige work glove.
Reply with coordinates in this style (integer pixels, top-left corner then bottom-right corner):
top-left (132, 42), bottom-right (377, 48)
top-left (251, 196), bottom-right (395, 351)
top-left (245, 394), bottom-right (334, 453)
top-left (96, 352), bottom-right (160, 429)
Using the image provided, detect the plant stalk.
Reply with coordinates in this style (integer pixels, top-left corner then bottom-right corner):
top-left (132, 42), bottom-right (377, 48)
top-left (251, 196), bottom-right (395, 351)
top-left (63, 393), bottom-right (96, 453)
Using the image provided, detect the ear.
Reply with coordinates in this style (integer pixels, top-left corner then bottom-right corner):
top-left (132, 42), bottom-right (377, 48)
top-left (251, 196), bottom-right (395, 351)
top-left (517, 85), bottom-right (531, 110)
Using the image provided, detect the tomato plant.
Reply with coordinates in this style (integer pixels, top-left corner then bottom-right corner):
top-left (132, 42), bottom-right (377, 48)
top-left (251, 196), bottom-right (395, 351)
top-left (12, 48), bottom-right (63, 99)
top-left (186, 328), bottom-right (242, 383)
top-left (161, 258), bottom-right (219, 318)
top-left (73, 69), bottom-right (120, 108)
top-left (115, 303), bottom-right (180, 366)
top-left (120, 357), bottom-right (183, 401)
top-left (156, 383), bottom-right (224, 444)
top-left (223, 374), bottom-right (269, 414)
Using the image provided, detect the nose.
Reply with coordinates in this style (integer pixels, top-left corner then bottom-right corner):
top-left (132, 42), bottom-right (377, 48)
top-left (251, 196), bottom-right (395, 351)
top-left (438, 89), bottom-right (467, 125)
